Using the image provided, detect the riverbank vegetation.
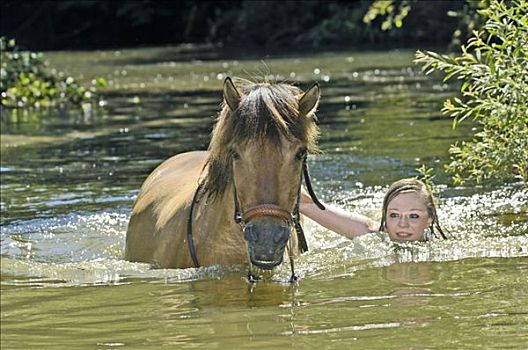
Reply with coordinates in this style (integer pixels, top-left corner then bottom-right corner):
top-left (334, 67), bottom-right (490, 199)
top-left (1, 37), bottom-right (106, 108)
top-left (1, 0), bottom-right (472, 51)
top-left (414, 0), bottom-right (527, 185)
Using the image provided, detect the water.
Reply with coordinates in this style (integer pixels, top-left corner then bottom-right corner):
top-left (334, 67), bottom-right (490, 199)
top-left (1, 46), bottom-right (527, 349)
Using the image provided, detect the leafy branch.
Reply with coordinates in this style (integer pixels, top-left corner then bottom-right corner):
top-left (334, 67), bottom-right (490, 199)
top-left (414, 0), bottom-right (528, 185)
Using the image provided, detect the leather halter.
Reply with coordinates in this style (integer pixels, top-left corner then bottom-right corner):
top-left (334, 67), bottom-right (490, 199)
top-left (186, 156), bottom-right (325, 269)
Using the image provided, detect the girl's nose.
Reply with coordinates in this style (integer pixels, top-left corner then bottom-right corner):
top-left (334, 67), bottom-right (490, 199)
top-left (398, 215), bottom-right (409, 227)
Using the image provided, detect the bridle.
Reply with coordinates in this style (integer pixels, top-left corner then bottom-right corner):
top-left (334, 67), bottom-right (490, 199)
top-left (186, 155), bottom-right (325, 281)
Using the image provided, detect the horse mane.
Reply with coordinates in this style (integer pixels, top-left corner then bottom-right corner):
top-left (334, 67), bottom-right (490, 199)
top-left (202, 80), bottom-right (320, 200)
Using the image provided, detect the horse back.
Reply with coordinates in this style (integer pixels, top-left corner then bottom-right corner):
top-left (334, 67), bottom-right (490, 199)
top-left (125, 151), bottom-right (208, 267)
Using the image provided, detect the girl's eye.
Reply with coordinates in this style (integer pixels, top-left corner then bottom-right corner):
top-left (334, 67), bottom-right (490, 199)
top-left (389, 213), bottom-right (399, 218)
top-left (410, 214), bottom-right (420, 219)
top-left (296, 148), bottom-right (307, 160)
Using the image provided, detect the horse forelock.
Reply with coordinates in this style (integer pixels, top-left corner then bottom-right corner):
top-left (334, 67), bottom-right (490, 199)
top-left (204, 82), bottom-right (319, 199)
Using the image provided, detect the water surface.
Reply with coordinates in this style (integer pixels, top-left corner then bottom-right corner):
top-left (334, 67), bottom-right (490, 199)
top-left (1, 46), bottom-right (527, 349)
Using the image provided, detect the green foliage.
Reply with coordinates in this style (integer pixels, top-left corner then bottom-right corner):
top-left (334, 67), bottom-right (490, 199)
top-left (363, 0), bottom-right (411, 31)
top-left (415, 164), bottom-right (440, 198)
top-left (0, 37), bottom-right (106, 108)
top-left (416, 164), bottom-right (436, 186)
top-left (205, 1), bottom-right (465, 49)
top-left (363, 0), bottom-right (488, 47)
top-left (414, 0), bottom-right (528, 185)
top-left (446, 0), bottom-right (489, 48)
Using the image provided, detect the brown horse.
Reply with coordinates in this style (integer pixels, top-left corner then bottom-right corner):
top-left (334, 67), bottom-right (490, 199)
top-left (125, 77), bottom-right (323, 279)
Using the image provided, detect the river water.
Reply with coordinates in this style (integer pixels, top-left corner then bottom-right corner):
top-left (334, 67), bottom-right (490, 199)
top-left (1, 46), bottom-right (527, 349)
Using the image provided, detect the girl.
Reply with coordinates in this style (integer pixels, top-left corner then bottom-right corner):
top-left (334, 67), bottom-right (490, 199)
top-left (300, 178), bottom-right (447, 241)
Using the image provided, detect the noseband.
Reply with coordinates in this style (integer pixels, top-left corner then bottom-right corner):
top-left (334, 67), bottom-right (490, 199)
top-left (186, 155), bottom-right (325, 273)
top-left (240, 204), bottom-right (292, 223)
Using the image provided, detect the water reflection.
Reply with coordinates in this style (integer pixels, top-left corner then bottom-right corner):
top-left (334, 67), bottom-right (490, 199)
top-left (382, 262), bottom-right (438, 322)
top-left (383, 262), bottom-right (438, 287)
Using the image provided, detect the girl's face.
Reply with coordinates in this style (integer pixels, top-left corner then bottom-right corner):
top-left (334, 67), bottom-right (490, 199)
top-left (385, 191), bottom-right (433, 241)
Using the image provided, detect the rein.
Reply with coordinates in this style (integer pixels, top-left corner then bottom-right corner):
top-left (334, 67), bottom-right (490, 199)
top-left (186, 156), bottom-right (325, 279)
top-left (187, 181), bottom-right (203, 268)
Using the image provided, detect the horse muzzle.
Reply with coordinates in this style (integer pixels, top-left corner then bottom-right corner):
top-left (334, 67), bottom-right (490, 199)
top-left (243, 218), bottom-right (291, 270)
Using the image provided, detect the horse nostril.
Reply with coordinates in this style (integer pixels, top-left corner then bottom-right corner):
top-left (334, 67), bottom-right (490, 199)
top-left (273, 226), bottom-right (290, 244)
top-left (244, 224), bottom-right (257, 243)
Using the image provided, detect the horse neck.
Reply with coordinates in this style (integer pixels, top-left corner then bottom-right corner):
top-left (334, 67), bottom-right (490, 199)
top-left (194, 182), bottom-right (240, 243)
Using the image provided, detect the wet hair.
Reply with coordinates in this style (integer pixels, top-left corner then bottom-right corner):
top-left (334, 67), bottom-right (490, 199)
top-left (379, 178), bottom-right (447, 240)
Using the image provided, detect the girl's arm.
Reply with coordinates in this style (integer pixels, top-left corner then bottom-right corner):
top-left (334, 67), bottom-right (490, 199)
top-left (299, 190), bottom-right (377, 239)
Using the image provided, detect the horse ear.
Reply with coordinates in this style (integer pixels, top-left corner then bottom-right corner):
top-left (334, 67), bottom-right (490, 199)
top-left (223, 77), bottom-right (241, 111)
top-left (299, 83), bottom-right (320, 117)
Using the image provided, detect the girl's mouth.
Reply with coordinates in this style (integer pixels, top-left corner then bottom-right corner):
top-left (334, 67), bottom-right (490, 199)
top-left (396, 232), bottom-right (413, 239)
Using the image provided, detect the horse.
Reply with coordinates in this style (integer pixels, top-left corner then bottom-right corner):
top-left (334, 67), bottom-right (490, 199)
top-left (125, 77), bottom-right (324, 281)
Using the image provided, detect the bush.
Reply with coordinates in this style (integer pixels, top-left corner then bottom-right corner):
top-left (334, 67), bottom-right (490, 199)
top-left (0, 37), bottom-right (106, 108)
top-left (414, 0), bottom-right (528, 185)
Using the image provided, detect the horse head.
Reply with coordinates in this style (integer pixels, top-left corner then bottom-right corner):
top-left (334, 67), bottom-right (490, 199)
top-left (204, 77), bottom-right (321, 270)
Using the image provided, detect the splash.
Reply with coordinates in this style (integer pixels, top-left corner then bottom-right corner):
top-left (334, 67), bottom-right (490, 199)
top-left (1, 185), bottom-right (526, 287)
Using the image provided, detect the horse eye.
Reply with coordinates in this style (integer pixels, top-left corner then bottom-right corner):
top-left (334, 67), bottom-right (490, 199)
top-left (231, 150), bottom-right (240, 160)
top-left (296, 148), bottom-right (307, 160)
